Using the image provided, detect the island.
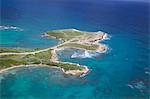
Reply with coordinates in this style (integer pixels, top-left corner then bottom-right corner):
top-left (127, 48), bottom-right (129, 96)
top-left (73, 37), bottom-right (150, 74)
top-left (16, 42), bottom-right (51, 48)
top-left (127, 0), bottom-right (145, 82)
top-left (0, 29), bottom-right (108, 76)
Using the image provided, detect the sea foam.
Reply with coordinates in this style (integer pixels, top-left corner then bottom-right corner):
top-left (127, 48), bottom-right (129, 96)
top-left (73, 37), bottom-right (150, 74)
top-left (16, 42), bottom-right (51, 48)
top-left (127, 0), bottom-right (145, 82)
top-left (101, 33), bottom-right (111, 41)
top-left (0, 25), bottom-right (23, 31)
top-left (71, 50), bottom-right (99, 59)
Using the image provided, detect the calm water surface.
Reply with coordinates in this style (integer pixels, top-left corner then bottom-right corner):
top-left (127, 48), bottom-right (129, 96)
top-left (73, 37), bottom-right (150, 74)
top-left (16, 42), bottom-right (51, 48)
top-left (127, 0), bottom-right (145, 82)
top-left (0, 0), bottom-right (149, 99)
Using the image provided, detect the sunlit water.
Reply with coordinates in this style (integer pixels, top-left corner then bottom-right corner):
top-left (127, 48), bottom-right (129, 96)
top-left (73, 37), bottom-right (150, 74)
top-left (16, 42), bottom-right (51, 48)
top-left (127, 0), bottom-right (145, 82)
top-left (0, 0), bottom-right (149, 99)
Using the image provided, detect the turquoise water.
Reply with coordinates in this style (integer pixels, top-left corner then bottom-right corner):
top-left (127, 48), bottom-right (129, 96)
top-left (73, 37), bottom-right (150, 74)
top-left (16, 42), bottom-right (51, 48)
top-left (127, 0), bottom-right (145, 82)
top-left (0, 0), bottom-right (149, 99)
top-left (0, 29), bottom-right (59, 48)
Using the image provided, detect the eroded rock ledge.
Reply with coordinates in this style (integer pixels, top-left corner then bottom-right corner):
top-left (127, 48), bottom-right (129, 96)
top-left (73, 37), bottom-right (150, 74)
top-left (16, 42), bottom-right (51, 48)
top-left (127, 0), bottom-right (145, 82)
top-left (0, 29), bottom-right (109, 76)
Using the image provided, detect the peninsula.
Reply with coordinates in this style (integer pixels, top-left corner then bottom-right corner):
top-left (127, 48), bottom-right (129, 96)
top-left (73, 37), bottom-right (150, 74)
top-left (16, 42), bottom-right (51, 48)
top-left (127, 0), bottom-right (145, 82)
top-left (0, 29), bottom-right (108, 76)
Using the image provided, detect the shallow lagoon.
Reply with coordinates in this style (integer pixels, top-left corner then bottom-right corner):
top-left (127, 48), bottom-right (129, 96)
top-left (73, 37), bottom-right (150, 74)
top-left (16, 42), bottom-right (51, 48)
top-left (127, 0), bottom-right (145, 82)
top-left (0, 0), bottom-right (149, 98)
top-left (0, 31), bottom-right (149, 98)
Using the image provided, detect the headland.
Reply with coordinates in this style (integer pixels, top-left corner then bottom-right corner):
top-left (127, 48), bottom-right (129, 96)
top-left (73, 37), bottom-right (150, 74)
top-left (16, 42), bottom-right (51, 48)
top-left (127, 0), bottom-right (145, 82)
top-left (0, 29), bottom-right (108, 76)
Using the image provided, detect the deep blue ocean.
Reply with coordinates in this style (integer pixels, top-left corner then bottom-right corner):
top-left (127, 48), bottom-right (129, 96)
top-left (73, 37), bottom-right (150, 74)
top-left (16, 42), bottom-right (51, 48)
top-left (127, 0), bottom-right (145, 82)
top-left (0, 0), bottom-right (149, 99)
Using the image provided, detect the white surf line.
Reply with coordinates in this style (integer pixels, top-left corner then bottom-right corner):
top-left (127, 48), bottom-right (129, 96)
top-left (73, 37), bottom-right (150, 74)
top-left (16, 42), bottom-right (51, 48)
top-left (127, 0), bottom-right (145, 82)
top-left (0, 31), bottom-right (107, 56)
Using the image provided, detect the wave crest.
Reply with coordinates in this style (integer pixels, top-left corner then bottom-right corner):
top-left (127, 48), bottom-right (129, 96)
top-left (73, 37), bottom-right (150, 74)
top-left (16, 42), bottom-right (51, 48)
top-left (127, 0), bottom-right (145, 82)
top-left (0, 25), bottom-right (23, 31)
top-left (71, 50), bottom-right (99, 58)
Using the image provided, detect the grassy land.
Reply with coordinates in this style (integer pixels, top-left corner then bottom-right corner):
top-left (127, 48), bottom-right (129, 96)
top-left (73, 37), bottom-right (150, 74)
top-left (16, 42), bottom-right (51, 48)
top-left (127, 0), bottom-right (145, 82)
top-left (0, 49), bottom-right (83, 71)
top-left (58, 43), bottom-right (99, 51)
top-left (0, 49), bottom-right (52, 69)
top-left (0, 48), bottom-right (35, 53)
top-left (0, 29), bottom-right (94, 71)
top-left (46, 29), bottom-right (84, 41)
top-left (47, 62), bottom-right (84, 71)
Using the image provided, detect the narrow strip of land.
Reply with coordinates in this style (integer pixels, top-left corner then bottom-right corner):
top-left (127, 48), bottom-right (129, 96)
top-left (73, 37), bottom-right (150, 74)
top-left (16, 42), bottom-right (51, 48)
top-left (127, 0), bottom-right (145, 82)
top-left (0, 29), bottom-right (108, 76)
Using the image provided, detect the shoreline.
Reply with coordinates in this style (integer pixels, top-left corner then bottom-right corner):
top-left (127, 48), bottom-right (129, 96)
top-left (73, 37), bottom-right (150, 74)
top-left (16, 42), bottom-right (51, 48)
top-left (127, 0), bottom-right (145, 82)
top-left (0, 64), bottom-right (47, 74)
top-left (0, 29), bottom-right (109, 77)
top-left (0, 64), bottom-right (89, 77)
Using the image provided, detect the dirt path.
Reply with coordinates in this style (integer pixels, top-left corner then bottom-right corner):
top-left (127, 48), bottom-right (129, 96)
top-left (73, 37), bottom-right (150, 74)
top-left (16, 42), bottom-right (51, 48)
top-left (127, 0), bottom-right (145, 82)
top-left (0, 48), bottom-right (51, 56)
top-left (0, 32), bottom-right (105, 57)
top-left (0, 31), bottom-right (106, 76)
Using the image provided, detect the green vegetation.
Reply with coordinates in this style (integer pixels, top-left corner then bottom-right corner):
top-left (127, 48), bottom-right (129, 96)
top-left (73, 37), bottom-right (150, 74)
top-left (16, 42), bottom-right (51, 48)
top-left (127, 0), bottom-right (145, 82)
top-left (47, 62), bottom-right (84, 71)
top-left (0, 29), bottom-right (98, 72)
top-left (0, 59), bottom-right (27, 69)
top-left (0, 49), bottom-right (52, 69)
top-left (58, 43), bottom-right (99, 51)
top-left (0, 48), bottom-right (35, 53)
top-left (47, 29), bottom-right (84, 41)
top-left (0, 49), bottom-right (83, 71)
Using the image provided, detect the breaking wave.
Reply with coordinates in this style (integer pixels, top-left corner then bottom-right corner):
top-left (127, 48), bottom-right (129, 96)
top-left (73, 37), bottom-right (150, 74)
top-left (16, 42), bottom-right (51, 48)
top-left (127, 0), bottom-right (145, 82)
top-left (127, 81), bottom-right (147, 93)
top-left (101, 33), bottom-right (111, 41)
top-left (0, 25), bottom-right (23, 31)
top-left (71, 36), bottom-right (111, 59)
top-left (71, 50), bottom-right (99, 59)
